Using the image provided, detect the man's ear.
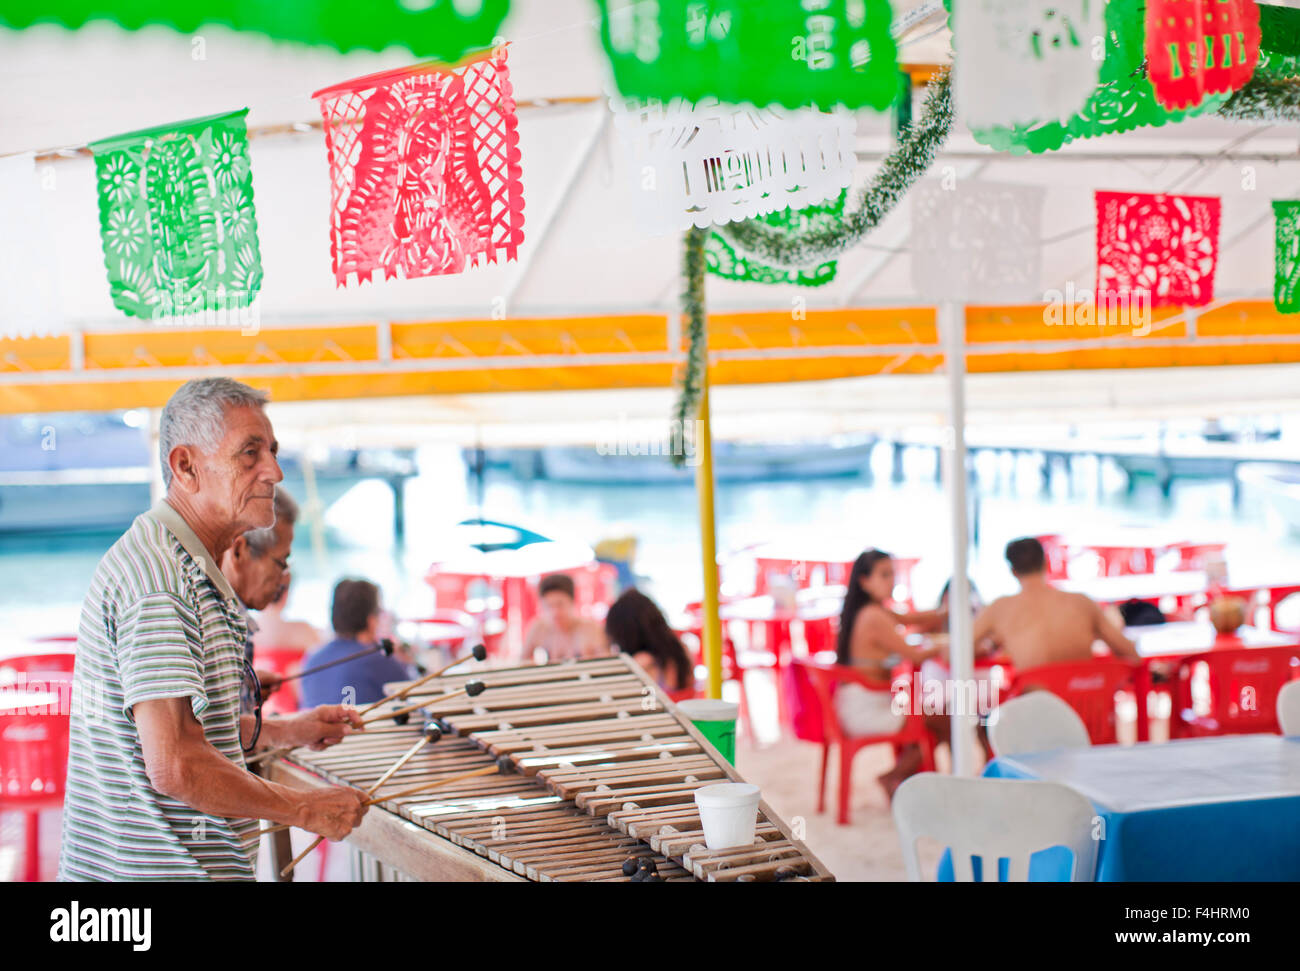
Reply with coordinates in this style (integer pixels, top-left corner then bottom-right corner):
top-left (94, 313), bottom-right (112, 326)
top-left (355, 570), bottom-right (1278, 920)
top-left (168, 445), bottom-right (200, 493)
top-left (230, 534), bottom-right (247, 562)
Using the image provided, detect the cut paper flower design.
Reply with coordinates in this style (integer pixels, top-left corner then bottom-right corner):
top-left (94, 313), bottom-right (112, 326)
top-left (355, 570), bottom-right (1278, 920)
top-left (953, 0), bottom-right (1106, 131)
top-left (314, 49), bottom-right (525, 286)
top-left (1273, 201), bottom-right (1300, 313)
top-left (961, 0), bottom-right (1227, 154)
top-left (910, 180), bottom-right (1045, 303)
top-left (90, 109), bottom-right (262, 319)
top-left (1095, 191), bottom-right (1221, 308)
top-left (706, 190), bottom-right (848, 287)
top-left (1146, 0), bottom-right (1260, 110)
top-left (595, 0), bottom-right (900, 111)
top-left (611, 95), bottom-right (856, 237)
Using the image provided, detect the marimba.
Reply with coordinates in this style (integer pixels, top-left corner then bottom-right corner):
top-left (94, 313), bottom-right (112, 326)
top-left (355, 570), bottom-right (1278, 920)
top-left (264, 655), bottom-right (833, 881)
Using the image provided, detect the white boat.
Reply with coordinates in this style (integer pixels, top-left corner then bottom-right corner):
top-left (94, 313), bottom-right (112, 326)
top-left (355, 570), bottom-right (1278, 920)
top-left (1237, 462), bottom-right (1300, 536)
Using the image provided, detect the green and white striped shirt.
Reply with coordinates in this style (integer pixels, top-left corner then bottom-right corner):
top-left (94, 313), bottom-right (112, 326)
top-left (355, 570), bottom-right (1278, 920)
top-left (58, 500), bottom-right (259, 881)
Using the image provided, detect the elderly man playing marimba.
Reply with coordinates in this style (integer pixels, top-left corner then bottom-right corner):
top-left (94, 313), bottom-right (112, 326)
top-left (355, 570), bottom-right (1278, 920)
top-left (59, 378), bottom-right (368, 881)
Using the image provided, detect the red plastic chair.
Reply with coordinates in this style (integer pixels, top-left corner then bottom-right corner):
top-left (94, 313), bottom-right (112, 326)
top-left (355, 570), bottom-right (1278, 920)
top-left (0, 649), bottom-right (75, 881)
top-left (1169, 541), bottom-right (1227, 572)
top-left (1171, 646), bottom-right (1300, 738)
top-left (256, 645), bottom-right (307, 715)
top-left (798, 659), bottom-right (935, 825)
top-left (1008, 659), bottom-right (1137, 746)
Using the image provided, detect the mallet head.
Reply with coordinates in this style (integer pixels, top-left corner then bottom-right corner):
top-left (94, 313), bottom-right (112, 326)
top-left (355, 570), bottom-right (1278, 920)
top-left (377, 638), bottom-right (396, 657)
top-left (422, 722), bottom-right (443, 744)
top-left (471, 643), bottom-right (488, 662)
top-left (465, 679), bottom-right (487, 698)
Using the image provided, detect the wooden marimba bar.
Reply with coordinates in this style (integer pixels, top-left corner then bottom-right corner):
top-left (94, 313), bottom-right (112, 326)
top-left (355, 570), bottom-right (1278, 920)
top-left (267, 656), bottom-right (833, 882)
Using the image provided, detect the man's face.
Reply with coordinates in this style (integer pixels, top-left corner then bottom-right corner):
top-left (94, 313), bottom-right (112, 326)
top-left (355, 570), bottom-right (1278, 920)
top-left (240, 518), bottom-right (293, 611)
top-left (190, 405), bottom-right (282, 533)
top-left (541, 590), bottom-right (576, 627)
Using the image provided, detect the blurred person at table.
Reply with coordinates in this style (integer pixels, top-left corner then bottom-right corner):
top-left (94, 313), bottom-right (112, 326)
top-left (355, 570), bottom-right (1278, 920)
top-left (300, 578), bottom-right (413, 709)
top-left (837, 549), bottom-right (950, 798)
top-left (251, 580), bottom-right (323, 656)
top-left (605, 589), bottom-right (693, 693)
top-left (59, 378), bottom-right (367, 881)
top-left (1209, 597), bottom-right (1247, 647)
top-left (524, 573), bottom-right (609, 663)
top-left (972, 537), bottom-right (1138, 669)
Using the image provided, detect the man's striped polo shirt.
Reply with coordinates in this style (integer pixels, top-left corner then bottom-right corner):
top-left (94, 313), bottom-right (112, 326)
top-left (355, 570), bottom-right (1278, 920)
top-left (58, 499), bottom-right (259, 880)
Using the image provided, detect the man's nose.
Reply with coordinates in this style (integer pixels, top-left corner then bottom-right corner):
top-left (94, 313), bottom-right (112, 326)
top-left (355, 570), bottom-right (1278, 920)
top-left (264, 454), bottom-right (284, 484)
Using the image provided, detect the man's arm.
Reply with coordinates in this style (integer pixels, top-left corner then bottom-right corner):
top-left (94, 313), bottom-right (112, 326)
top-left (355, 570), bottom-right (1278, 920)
top-left (971, 600), bottom-right (999, 652)
top-left (136, 697), bottom-right (367, 841)
top-left (1090, 598), bottom-right (1138, 659)
top-left (256, 703), bottom-right (364, 752)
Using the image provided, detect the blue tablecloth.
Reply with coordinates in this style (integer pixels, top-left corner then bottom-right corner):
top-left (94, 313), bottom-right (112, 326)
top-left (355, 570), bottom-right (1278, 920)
top-left (937, 735), bottom-right (1300, 881)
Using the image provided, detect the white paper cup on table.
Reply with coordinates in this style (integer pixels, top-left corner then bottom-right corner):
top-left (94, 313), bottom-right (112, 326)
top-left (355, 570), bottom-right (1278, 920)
top-left (694, 782), bottom-right (761, 850)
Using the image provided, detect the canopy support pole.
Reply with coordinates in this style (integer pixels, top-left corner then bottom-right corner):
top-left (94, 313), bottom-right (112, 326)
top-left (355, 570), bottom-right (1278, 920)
top-left (695, 359), bottom-right (724, 700)
top-left (940, 301), bottom-right (977, 777)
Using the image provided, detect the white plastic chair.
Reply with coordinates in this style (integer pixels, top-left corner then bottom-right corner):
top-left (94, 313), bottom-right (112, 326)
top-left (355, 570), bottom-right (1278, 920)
top-left (1278, 680), bottom-right (1300, 736)
top-left (988, 691), bottom-right (1091, 757)
top-left (893, 774), bottom-right (1099, 882)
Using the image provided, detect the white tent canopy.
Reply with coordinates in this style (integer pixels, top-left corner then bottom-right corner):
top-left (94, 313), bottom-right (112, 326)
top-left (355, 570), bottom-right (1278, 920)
top-left (3, 0), bottom-right (1299, 334)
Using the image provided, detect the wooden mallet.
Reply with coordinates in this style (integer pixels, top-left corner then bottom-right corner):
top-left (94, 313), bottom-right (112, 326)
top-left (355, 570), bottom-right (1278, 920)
top-left (358, 643), bottom-right (488, 716)
top-left (360, 679), bottom-right (486, 727)
top-left (279, 753), bottom-right (515, 878)
top-left (260, 721), bottom-right (442, 838)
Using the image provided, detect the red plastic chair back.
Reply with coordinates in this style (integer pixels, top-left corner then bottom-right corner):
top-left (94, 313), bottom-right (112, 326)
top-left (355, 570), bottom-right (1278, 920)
top-left (1034, 534), bottom-right (1071, 581)
top-left (1173, 646), bottom-right (1300, 736)
top-left (1170, 541), bottom-right (1227, 571)
top-left (800, 660), bottom-right (903, 745)
top-left (1010, 659), bottom-right (1136, 745)
top-left (256, 645), bottom-right (306, 715)
top-left (0, 650), bottom-right (75, 810)
top-left (785, 658), bottom-right (827, 744)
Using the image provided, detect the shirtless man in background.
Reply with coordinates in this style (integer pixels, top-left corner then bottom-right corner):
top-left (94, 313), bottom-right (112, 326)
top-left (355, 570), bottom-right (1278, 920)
top-left (524, 573), bottom-right (609, 662)
top-left (973, 537), bottom-right (1138, 668)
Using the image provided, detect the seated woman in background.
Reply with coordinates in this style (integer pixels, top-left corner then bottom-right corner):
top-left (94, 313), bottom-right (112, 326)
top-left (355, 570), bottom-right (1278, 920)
top-left (837, 549), bottom-right (949, 798)
top-left (300, 578), bottom-right (414, 709)
top-left (605, 589), bottom-right (694, 694)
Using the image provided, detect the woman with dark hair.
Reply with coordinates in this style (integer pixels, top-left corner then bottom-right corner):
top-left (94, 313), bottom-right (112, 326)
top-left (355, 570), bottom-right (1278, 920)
top-left (605, 589), bottom-right (694, 692)
top-left (836, 549), bottom-right (948, 797)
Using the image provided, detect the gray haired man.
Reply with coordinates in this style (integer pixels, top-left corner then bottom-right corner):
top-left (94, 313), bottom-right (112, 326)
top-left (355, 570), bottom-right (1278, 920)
top-left (59, 377), bottom-right (367, 881)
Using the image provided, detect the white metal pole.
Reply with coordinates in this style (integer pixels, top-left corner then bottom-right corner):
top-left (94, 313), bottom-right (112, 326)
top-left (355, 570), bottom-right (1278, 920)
top-left (940, 301), bottom-right (977, 777)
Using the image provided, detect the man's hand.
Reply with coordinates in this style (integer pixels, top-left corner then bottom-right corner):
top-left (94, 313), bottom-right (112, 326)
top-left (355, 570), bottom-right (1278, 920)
top-left (278, 705), bottom-right (365, 751)
top-left (296, 786), bottom-right (369, 841)
top-left (256, 668), bottom-right (283, 694)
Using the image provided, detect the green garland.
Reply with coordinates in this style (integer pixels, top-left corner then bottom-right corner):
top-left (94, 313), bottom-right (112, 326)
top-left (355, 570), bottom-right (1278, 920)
top-left (712, 71), bottom-right (953, 270)
top-left (1216, 74), bottom-right (1300, 122)
top-left (671, 225), bottom-right (709, 467)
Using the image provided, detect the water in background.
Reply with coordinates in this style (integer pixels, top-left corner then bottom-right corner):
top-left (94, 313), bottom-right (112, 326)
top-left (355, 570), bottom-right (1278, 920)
top-left (2, 440), bottom-right (1298, 639)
